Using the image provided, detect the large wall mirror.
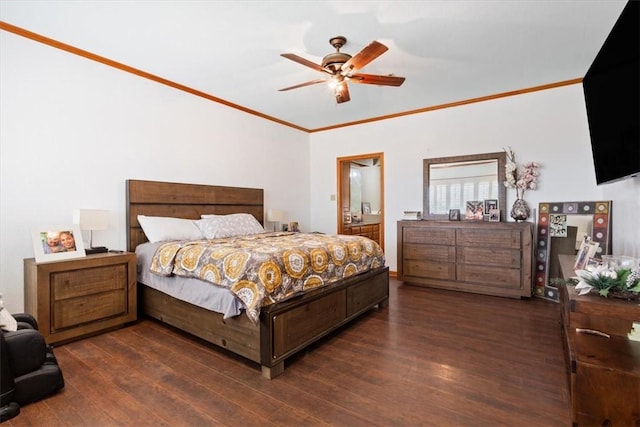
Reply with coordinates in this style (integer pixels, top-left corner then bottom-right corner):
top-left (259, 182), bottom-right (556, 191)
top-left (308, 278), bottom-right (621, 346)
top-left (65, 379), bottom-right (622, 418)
top-left (423, 152), bottom-right (506, 221)
top-left (534, 200), bottom-right (612, 301)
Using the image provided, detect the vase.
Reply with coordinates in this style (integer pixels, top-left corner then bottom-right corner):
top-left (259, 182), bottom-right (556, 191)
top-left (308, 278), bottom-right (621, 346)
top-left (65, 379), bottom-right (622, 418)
top-left (510, 198), bottom-right (530, 221)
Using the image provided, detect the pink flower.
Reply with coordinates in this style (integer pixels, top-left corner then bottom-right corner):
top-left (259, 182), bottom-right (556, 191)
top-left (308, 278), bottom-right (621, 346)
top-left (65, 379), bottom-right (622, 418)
top-left (503, 147), bottom-right (540, 198)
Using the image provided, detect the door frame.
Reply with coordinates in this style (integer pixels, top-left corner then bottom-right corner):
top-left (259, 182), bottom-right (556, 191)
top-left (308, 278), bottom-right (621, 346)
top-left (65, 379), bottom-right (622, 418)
top-left (336, 152), bottom-right (384, 250)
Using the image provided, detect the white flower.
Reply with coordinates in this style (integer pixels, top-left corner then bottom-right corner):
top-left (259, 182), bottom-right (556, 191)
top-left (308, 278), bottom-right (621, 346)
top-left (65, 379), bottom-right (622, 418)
top-left (574, 269), bottom-right (596, 295)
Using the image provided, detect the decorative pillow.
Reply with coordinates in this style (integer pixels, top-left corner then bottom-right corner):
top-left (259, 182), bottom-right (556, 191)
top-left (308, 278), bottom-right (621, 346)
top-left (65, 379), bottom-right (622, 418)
top-left (137, 215), bottom-right (204, 243)
top-left (198, 213), bottom-right (265, 239)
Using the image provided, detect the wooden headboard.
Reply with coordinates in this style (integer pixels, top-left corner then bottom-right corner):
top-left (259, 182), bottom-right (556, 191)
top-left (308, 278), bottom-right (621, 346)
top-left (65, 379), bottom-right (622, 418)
top-left (126, 179), bottom-right (264, 252)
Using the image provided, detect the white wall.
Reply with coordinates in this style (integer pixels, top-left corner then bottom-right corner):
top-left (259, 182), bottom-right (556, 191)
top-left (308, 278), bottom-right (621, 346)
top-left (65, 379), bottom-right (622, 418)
top-left (310, 84), bottom-right (640, 269)
top-left (0, 31), bottom-right (310, 313)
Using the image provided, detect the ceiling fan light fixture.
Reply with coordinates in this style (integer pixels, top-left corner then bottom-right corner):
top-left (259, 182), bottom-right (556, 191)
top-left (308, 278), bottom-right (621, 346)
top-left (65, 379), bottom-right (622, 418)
top-left (279, 35), bottom-right (405, 104)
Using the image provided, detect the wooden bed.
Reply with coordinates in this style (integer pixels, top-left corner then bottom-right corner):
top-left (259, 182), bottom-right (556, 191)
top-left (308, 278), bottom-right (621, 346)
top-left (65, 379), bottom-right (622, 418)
top-left (126, 179), bottom-right (389, 378)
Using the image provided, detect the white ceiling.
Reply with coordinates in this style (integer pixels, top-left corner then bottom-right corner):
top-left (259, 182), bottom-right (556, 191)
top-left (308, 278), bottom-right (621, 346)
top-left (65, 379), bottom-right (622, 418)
top-left (0, 1), bottom-right (628, 131)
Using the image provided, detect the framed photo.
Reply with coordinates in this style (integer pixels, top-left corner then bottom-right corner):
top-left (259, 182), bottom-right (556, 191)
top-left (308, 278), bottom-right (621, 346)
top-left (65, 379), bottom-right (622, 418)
top-left (484, 199), bottom-right (498, 215)
top-left (574, 237), bottom-right (600, 270)
top-left (31, 225), bottom-right (86, 263)
top-left (343, 212), bottom-right (352, 224)
top-left (465, 200), bottom-right (485, 221)
top-left (488, 209), bottom-right (500, 222)
top-left (289, 221), bottom-right (299, 232)
top-left (362, 202), bottom-right (371, 214)
top-left (549, 214), bottom-right (568, 237)
top-left (448, 209), bottom-right (460, 221)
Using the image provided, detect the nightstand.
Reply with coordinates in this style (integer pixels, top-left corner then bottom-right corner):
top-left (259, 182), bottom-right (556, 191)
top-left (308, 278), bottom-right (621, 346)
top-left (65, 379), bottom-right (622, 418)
top-left (24, 251), bottom-right (137, 345)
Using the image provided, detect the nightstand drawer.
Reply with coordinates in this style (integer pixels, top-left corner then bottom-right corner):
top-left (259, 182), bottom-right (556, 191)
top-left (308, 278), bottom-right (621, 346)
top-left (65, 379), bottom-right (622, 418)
top-left (53, 289), bottom-right (127, 330)
top-left (52, 264), bottom-right (127, 299)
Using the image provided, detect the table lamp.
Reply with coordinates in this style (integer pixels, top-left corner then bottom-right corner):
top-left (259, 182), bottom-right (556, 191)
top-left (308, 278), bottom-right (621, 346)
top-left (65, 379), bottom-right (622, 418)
top-left (73, 209), bottom-right (109, 254)
top-left (266, 209), bottom-right (285, 232)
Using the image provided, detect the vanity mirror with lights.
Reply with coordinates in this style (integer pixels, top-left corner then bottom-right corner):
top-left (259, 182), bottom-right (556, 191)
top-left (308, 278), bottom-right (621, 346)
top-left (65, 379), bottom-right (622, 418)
top-left (534, 201), bottom-right (612, 301)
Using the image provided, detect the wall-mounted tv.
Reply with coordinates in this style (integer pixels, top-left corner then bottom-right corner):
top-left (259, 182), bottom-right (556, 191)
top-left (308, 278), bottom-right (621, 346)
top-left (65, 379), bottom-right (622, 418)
top-left (582, 0), bottom-right (639, 185)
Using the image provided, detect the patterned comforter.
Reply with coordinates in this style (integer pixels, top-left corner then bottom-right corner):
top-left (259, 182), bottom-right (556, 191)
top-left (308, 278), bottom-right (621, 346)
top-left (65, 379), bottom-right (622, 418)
top-left (149, 232), bottom-right (385, 323)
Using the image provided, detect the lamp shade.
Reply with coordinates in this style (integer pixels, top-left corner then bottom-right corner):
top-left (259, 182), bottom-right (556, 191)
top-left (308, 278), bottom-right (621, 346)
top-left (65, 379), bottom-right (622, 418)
top-left (266, 209), bottom-right (284, 223)
top-left (73, 209), bottom-right (109, 231)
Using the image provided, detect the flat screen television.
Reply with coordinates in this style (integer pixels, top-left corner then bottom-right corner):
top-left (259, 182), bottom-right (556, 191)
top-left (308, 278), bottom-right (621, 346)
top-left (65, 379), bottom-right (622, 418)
top-left (582, 0), bottom-right (639, 185)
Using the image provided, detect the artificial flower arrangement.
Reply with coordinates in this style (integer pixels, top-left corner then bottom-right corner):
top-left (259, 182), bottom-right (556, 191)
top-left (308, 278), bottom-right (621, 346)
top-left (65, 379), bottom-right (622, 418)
top-left (503, 147), bottom-right (540, 199)
top-left (574, 262), bottom-right (640, 299)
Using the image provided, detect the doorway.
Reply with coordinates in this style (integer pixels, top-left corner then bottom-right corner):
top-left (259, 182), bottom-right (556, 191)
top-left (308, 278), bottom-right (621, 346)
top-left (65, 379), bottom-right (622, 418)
top-left (336, 153), bottom-right (384, 250)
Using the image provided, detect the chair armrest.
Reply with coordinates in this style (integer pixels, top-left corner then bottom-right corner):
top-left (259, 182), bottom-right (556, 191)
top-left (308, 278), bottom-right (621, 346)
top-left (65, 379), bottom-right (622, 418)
top-left (11, 313), bottom-right (38, 330)
top-left (2, 329), bottom-right (47, 377)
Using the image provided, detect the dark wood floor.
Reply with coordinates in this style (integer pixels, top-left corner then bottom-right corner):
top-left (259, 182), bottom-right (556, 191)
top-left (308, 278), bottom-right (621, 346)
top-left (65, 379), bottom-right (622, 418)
top-left (6, 279), bottom-right (570, 426)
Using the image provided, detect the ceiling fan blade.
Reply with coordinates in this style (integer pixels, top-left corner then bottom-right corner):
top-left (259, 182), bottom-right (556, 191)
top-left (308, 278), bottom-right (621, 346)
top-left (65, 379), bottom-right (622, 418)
top-left (348, 73), bottom-right (405, 87)
top-left (340, 41), bottom-right (388, 74)
top-left (278, 78), bottom-right (327, 92)
top-left (281, 53), bottom-right (327, 73)
top-left (335, 82), bottom-right (351, 104)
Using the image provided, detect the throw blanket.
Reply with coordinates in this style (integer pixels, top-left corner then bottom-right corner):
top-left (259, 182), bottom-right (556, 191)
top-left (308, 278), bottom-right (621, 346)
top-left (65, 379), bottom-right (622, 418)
top-left (149, 232), bottom-right (385, 323)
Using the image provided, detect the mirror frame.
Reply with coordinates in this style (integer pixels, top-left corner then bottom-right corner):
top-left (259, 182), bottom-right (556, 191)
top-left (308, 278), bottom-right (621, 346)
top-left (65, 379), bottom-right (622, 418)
top-left (534, 200), bottom-right (612, 301)
top-left (423, 151), bottom-right (507, 221)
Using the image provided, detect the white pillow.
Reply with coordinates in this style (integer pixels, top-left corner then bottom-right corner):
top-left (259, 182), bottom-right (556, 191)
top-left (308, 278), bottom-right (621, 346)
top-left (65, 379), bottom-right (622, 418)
top-left (137, 215), bottom-right (204, 243)
top-left (198, 213), bottom-right (265, 239)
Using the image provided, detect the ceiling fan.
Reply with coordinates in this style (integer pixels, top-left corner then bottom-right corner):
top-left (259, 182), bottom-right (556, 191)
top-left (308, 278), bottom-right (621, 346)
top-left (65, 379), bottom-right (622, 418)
top-left (279, 36), bottom-right (405, 104)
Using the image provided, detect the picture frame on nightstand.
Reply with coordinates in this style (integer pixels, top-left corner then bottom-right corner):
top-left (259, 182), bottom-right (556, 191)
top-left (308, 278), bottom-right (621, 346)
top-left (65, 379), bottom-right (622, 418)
top-left (31, 225), bottom-right (86, 263)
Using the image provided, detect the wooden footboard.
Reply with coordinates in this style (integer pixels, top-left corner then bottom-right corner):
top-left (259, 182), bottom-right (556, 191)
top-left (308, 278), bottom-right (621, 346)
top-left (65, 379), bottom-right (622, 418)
top-left (260, 266), bottom-right (389, 378)
top-left (141, 266), bottom-right (389, 379)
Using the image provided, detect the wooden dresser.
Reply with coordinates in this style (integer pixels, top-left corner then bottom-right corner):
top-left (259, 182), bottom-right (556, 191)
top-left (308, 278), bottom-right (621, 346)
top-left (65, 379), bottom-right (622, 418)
top-left (343, 222), bottom-right (380, 245)
top-left (24, 252), bottom-right (137, 345)
top-left (397, 220), bottom-right (533, 298)
top-left (558, 255), bottom-right (640, 426)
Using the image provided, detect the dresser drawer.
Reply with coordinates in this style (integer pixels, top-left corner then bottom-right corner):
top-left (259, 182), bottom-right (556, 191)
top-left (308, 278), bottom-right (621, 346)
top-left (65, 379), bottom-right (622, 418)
top-left (404, 228), bottom-right (454, 245)
top-left (457, 264), bottom-right (521, 288)
top-left (457, 246), bottom-right (521, 268)
top-left (456, 228), bottom-right (521, 249)
top-left (404, 260), bottom-right (456, 280)
top-left (404, 243), bottom-right (455, 263)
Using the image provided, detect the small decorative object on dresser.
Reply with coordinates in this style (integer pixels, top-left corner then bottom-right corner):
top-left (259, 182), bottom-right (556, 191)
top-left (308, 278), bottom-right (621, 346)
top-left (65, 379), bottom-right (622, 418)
top-left (484, 199), bottom-right (498, 215)
top-left (503, 147), bottom-right (540, 222)
top-left (448, 209), bottom-right (460, 221)
top-left (23, 251), bottom-right (137, 345)
top-left (465, 200), bottom-right (484, 220)
top-left (510, 198), bottom-right (531, 222)
top-left (362, 202), bottom-right (371, 214)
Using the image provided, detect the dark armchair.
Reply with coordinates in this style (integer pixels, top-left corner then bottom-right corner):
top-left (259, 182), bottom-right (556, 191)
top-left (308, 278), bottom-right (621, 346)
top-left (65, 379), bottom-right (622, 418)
top-left (1, 313), bottom-right (65, 422)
